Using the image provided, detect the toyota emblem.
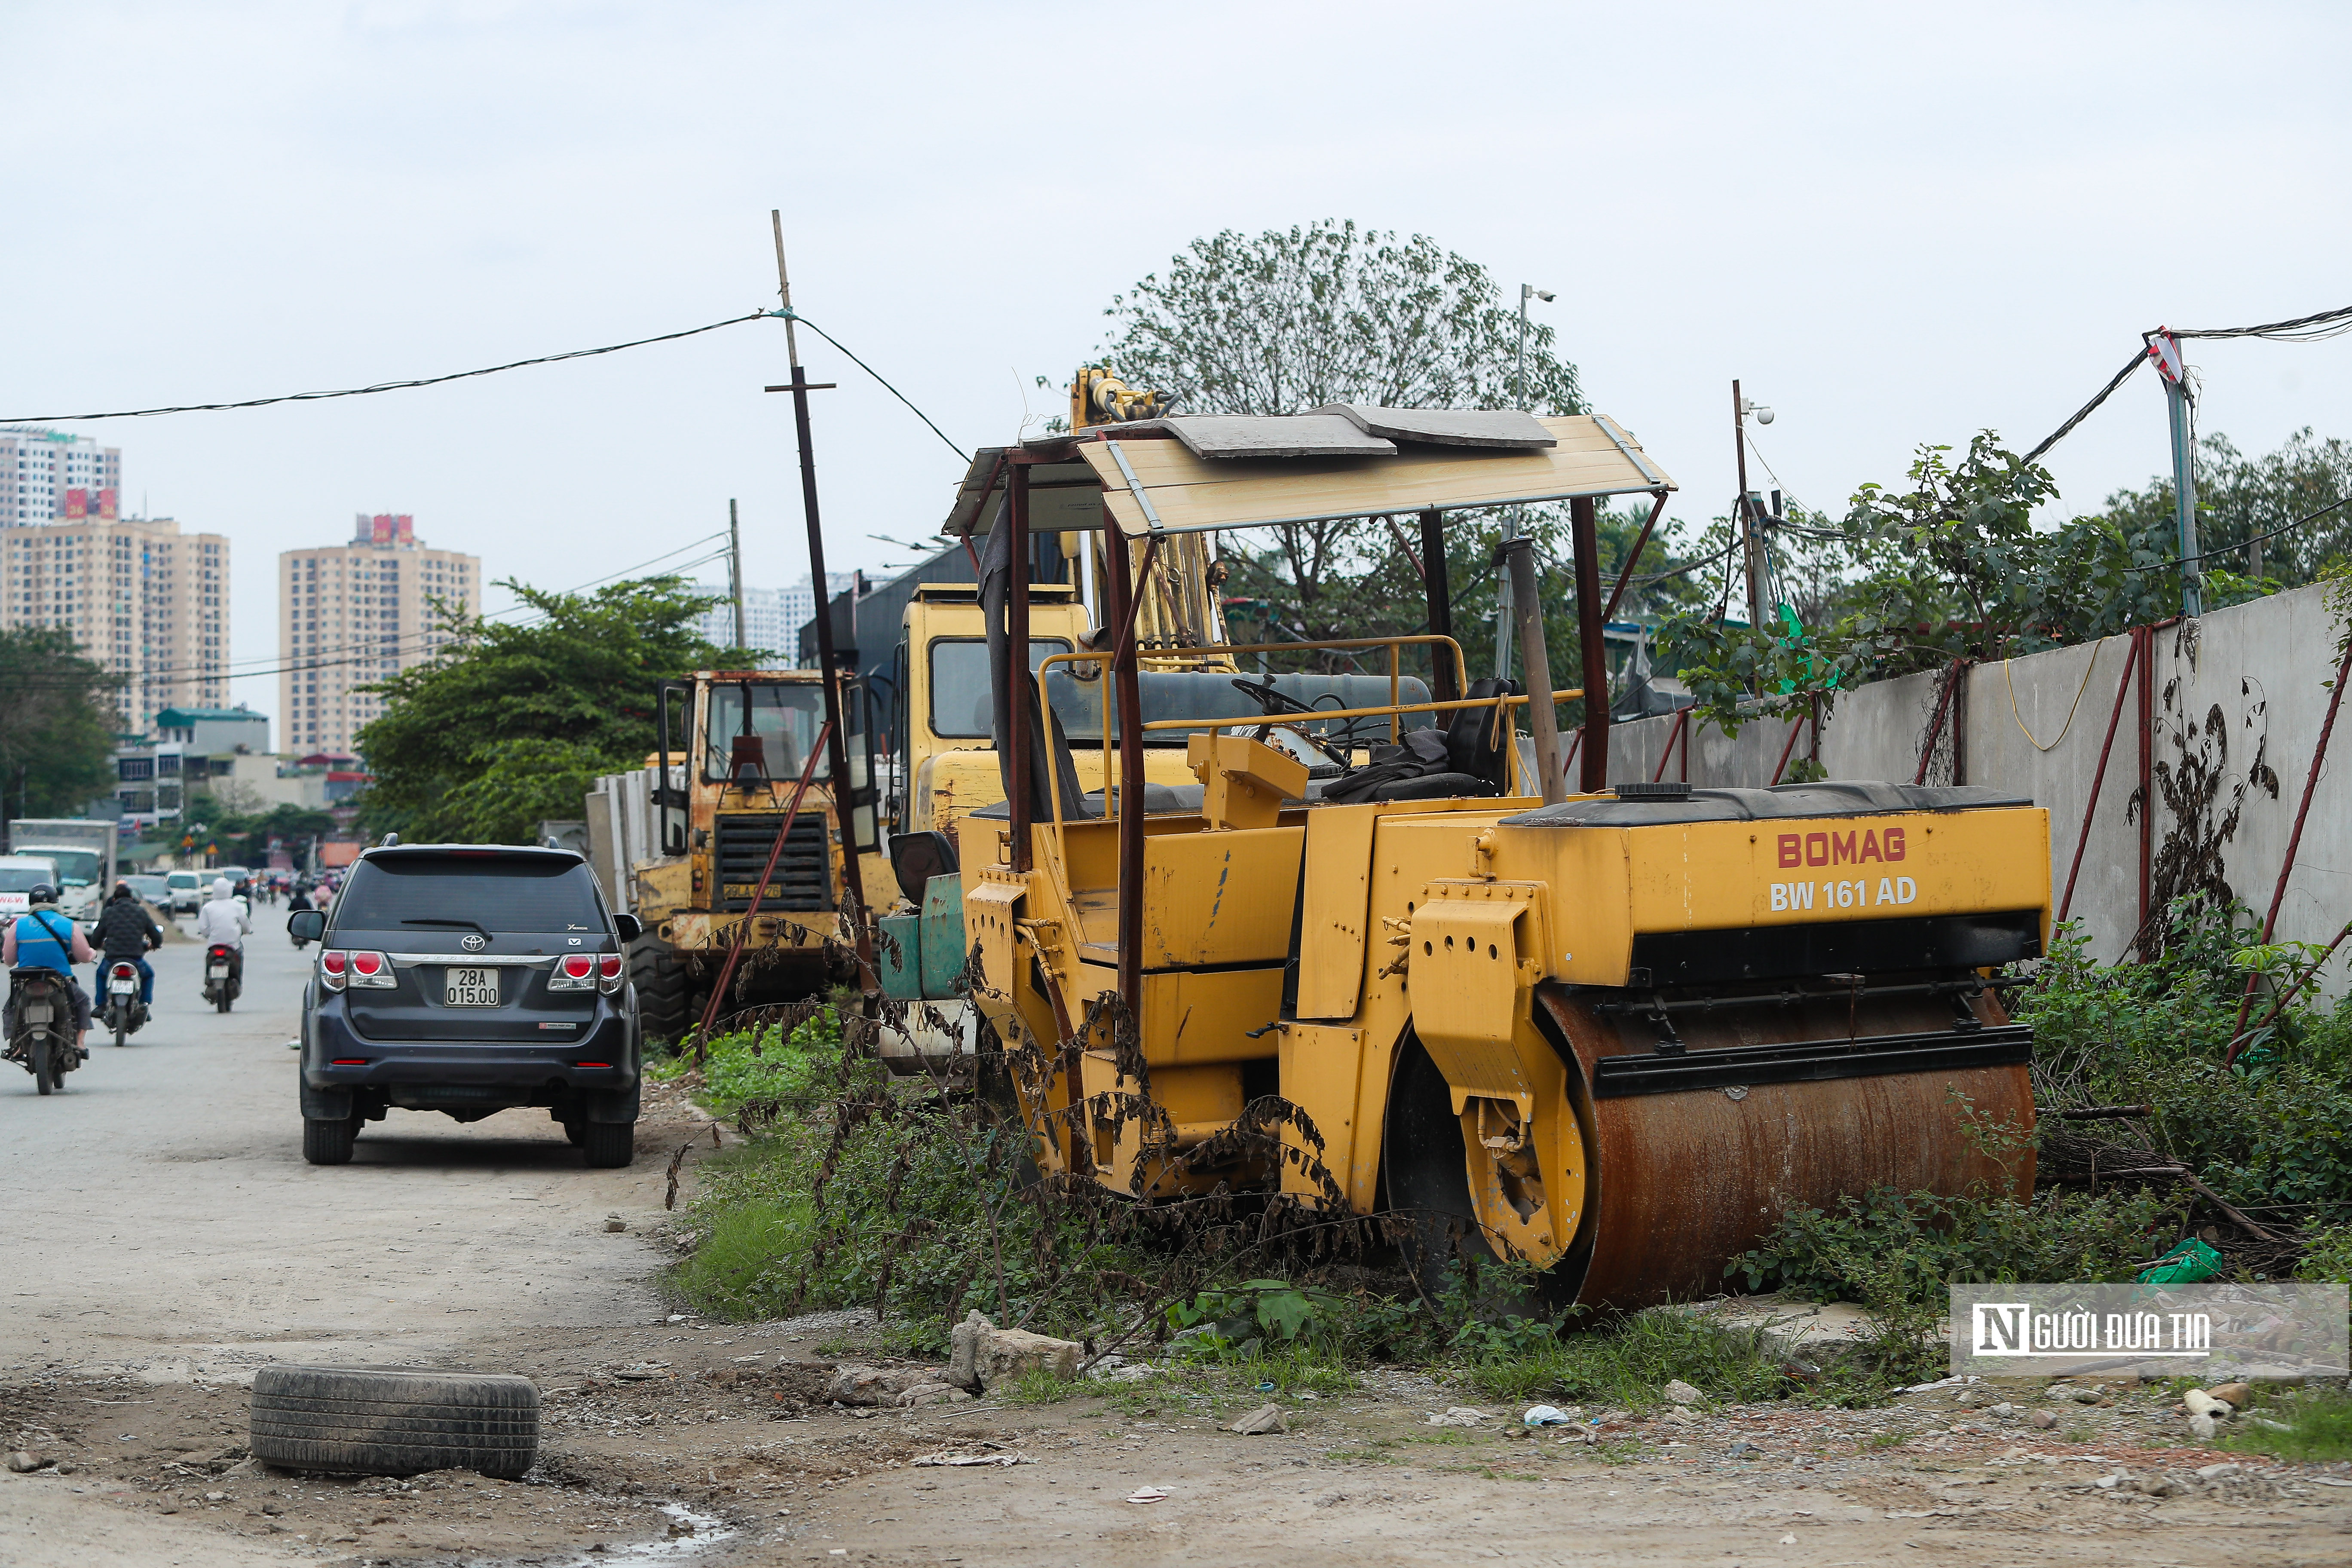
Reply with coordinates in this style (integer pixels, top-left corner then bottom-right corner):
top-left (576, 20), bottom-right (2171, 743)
top-left (461, 933), bottom-right (487, 952)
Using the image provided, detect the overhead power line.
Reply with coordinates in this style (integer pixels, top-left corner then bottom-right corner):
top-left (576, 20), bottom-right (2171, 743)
top-left (0, 314), bottom-right (773, 423)
top-left (0, 306), bottom-right (971, 466)
top-left (2023, 303), bottom-right (2352, 465)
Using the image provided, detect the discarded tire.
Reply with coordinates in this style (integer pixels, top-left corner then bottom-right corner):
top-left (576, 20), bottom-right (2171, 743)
top-left (249, 1364), bottom-right (539, 1478)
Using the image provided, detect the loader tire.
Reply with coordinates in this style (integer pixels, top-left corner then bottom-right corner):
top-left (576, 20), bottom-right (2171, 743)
top-left (629, 937), bottom-right (689, 1045)
top-left (248, 1363), bottom-right (539, 1478)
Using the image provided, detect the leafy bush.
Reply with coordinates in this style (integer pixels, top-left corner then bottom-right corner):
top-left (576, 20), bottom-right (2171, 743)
top-left (668, 1008), bottom-right (1151, 1349)
top-left (1728, 1186), bottom-right (2172, 1305)
top-left (649, 1011), bottom-right (858, 1121)
top-left (2294, 1223), bottom-right (2352, 1284)
top-left (2021, 905), bottom-right (2352, 1221)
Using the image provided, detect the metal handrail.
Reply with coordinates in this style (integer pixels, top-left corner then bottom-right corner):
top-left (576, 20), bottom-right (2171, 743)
top-left (1029, 643), bottom-right (1582, 822)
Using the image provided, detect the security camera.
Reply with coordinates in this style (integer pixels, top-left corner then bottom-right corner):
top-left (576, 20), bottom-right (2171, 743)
top-left (1755, 406), bottom-right (1775, 425)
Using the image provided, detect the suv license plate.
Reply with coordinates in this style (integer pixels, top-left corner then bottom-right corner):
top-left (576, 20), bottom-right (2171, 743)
top-left (444, 968), bottom-right (500, 1007)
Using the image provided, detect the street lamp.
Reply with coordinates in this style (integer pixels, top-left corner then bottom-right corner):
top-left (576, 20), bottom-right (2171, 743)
top-left (1497, 283), bottom-right (1556, 680)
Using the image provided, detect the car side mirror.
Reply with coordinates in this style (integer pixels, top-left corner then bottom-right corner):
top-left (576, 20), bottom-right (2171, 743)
top-left (887, 830), bottom-right (959, 906)
top-left (612, 913), bottom-right (642, 944)
top-left (288, 909), bottom-right (327, 942)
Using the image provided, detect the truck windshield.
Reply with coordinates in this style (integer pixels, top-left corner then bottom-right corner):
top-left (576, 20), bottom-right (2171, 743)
top-left (704, 684), bottom-right (830, 782)
top-left (0, 869), bottom-right (48, 894)
top-left (929, 639), bottom-right (1072, 738)
top-left (29, 850), bottom-right (100, 887)
top-left (331, 855), bottom-right (607, 933)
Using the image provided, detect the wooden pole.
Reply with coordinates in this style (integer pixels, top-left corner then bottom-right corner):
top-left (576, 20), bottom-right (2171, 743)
top-left (768, 211), bottom-right (869, 969)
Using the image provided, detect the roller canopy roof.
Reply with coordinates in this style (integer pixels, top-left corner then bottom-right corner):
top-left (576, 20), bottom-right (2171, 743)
top-left (940, 410), bottom-right (1674, 539)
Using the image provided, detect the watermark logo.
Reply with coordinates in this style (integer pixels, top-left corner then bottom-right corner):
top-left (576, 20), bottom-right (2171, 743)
top-left (1951, 1284), bottom-right (2348, 1379)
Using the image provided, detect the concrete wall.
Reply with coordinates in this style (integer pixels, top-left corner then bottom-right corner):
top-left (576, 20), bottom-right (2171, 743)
top-left (1602, 581), bottom-right (2349, 974)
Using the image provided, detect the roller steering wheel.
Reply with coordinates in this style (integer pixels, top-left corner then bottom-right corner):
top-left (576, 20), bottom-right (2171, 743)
top-left (1230, 678), bottom-right (1357, 772)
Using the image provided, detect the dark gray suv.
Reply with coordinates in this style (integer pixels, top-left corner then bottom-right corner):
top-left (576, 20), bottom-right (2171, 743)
top-left (289, 843), bottom-right (642, 1167)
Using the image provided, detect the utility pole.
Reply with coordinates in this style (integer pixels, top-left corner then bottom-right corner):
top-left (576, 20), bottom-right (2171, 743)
top-left (766, 211), bottom-right (869, 957)
top-left (727, 499), bottom-right (747, 650)
top-left (1495, 283), bottom-right (1554, 680)
top-left (2150, 331), bottom-right (2203, 617)
top-left (1733, 379), bottom-right (1765, 626)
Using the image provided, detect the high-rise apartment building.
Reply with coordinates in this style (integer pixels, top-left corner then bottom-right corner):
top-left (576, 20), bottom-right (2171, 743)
top-left (279, 514), bottom-right (480, 757)
top-left (1, 427), bottom-right (123, 527)
top-left (686, 572), bottom-right (855, 665)
top-left (0, 514), bottom-right (230, 730)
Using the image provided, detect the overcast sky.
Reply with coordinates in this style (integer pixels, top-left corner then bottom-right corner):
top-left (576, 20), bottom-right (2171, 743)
top-left (5, 1), bottom-right (2349, 729)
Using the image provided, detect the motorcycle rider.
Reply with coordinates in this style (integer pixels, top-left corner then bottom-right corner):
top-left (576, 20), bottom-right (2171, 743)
top-left (195, 876), bottom-right (251, 992)
top-left (3, 883), bottom-right (94, 1058)
top-left (92, 880), bottom-right (163, 1015)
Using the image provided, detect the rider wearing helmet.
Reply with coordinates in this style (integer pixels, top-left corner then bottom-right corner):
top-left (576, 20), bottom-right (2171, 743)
top-left (3, 884), bottom-right (95, 1057)
top-left (92, 880), bottom-right (163, 1010)
top-left (196, 876), bottom-right (251, 990)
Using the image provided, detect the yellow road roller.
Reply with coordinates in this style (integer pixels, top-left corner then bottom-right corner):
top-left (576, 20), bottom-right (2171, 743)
top-left (943, 405), bottom-right (2041, 1305)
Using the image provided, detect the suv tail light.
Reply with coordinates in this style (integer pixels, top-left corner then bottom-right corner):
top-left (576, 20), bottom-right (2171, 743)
top-left (321, 950), bottom-right (394, 992)
top-left (597, 953), bottom-right (624, 994)
top-left (548, 953), bottom-right (597, 992)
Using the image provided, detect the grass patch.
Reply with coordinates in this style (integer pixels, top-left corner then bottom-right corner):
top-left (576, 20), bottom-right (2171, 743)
top-left (998, 1366), bottom-right (1081, 1405)
top-left (2223, 1386), bottom-right (2352, 1462)
top-left (1454, 1306), bottom-right (1804, 1409)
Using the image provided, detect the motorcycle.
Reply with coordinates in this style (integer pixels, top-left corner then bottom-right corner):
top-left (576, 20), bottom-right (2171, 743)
top-left (203, 943), bottom-right (242, 1014)
top-left (101, 960), bottom-right (147, 1047)
top-left (6, 966), bottom-right (83, 1095)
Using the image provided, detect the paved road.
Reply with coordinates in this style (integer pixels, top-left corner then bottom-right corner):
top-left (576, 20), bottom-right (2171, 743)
top-left (0, 900), bottom-right (673, 1384)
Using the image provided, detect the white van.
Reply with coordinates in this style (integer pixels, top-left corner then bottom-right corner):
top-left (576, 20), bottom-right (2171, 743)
top-left (0, 855), bottom-right (61, 922)
top-left (165, 870), bottom-right (205, 914)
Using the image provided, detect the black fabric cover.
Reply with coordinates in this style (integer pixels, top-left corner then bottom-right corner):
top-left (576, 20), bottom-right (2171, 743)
top-left (980, 503), bottom-right (1094, 823)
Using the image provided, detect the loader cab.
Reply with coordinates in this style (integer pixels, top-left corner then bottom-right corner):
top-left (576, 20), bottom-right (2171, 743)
top-left (649, 668), bottom-right (878, 917)
top-left (885, 584), bottom-right (1090, 848)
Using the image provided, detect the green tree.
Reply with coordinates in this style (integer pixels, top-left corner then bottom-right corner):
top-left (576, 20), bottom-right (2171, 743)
top-left (2095, 427), bottom-right (2352, 591)
top-left (205, 802), bottom-right (338, 868)
top-left (353, 576), bottom-right (750, 845)
top-left (1099, 220), bottom-right (1595, 652)
top-left (0, 626), bottom-right (120, 828)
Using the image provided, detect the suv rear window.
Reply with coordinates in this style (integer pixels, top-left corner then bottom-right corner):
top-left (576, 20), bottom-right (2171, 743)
top-left (332, 854), bottom-right (606, 934)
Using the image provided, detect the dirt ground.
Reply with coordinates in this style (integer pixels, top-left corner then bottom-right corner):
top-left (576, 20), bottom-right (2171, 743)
top-left (6, 909), bottom-right (2352, 1566)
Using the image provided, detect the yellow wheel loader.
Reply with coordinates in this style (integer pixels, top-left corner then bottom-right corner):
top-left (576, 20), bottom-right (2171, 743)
top-left (622, 667), bottom-right (879, 1042)
top-left (950, 404), bottom-right (2041, 1305)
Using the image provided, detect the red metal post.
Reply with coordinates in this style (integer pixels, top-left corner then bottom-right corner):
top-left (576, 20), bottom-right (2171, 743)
top-left (1105, 532), bottom-right (1146, 1023)
top-left (2057, 631), bottom-right (2142, 926)
top-left (1571, 496), bottom-right (1610, 792)
top-left (1601, 490), bottom-right (1671, 625)
top-left (1006, 461), bottom-right (1033, 873)
top-left (1651, 707), bottom-right (1689, 784)
top-left (2228, 632), bottom-right (2352, 1059)
top-left (1913, 659), bottom-right (1963, 786)
top-left (1769, 710), bottom-right (1809, 785)
top-left (2137, 625), bottom-right (2154, 941)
